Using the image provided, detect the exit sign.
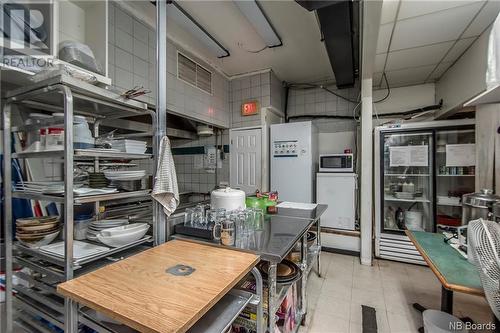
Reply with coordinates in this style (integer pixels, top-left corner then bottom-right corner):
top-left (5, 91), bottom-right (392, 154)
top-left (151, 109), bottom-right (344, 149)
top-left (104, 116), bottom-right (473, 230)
top-left (241, 100), bottom-right (259, 116)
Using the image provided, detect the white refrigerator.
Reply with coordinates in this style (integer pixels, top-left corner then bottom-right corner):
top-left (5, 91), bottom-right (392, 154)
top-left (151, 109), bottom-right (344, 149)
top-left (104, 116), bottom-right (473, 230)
top-left (270, 121), bottom-right (318, 203)
top-left (316, 173), bottom-right (357, 230)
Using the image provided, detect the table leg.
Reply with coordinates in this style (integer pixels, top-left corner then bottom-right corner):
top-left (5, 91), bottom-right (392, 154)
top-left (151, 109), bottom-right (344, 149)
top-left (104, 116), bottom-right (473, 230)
top-left (316, 220), bottom-right (321, 277)
top-left (301, 232), bottom-right (308, 325)
top-left (268, 262), bottom-right (277, 333)
top-left (251, 267), bottom-right (264, 333)
top-left (441, 286), bottom-right (453, 314)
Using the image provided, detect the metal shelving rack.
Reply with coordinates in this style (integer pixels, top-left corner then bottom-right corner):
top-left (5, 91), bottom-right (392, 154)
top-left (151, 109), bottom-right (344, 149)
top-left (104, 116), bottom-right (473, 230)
top-left (2, 74), bottom-right (164, 333)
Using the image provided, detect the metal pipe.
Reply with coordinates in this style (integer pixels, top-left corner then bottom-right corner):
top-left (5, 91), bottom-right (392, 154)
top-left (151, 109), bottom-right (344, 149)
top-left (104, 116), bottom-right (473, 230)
top-left (61, 86), bottom-right (78, 333)
top-left (155, 0), bottom-right (168, 244)
top-left (251, 267), bottom-right (264, 333)
top-left (267, 262), bottom-right (277, 333)
top-left (93, 121), bottom-right (100, 218)
top-left (3, 103), bottom-right (13, 333)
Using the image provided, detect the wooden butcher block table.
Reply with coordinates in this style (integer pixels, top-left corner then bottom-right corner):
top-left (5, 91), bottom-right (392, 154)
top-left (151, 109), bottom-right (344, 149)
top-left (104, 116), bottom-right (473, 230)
top-left (57, 240), bottom-right (260, 333)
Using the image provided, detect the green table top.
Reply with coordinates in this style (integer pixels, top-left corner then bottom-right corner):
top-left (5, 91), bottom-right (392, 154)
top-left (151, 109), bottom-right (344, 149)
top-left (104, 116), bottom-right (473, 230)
top-left (406, 230), bottom-right (484, 296)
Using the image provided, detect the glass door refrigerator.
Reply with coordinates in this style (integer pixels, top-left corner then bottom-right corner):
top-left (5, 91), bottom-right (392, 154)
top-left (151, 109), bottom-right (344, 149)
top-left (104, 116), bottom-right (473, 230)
top-left (374, 119), bottom-right (475, 265)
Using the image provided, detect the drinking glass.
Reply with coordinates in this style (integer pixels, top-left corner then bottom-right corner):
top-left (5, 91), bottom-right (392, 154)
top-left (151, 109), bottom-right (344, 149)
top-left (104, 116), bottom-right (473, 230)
top-left (235, 212), bottom-right (250, 248)
top-left (184, 208), bottom-right (194, 227)
top-left (221, 214), bottom-right (235, 246)
top-left (205, 209), bottom-right (218, 228)
top-left (253, 208), bottom-right (264, 230)
top-left (244, 209), bottom-right (255, 230)
top-left (193, 204), bottom-right (205, 228)
top-left (216, 208), bottom-right (226, 220)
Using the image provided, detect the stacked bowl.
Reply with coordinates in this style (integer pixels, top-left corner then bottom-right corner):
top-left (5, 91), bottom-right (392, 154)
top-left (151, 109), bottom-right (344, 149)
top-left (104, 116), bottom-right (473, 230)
top-left (16, 216), bottom-right (61, 248)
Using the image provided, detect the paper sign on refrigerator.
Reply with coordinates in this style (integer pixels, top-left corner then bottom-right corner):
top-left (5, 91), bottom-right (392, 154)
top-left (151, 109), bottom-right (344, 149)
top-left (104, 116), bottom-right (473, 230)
top-left (389, 145), bottom-right (428, 167)
top-left (446, 144), bottom-right (475, 166)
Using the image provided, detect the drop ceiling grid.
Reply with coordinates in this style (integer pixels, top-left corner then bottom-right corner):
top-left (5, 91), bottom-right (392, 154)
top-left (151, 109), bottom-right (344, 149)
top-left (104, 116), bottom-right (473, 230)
top-left (423, 1), bottom-right (487, 83)
top-left (375, 0), bottom-right (490, 88)
top-left (377, 0), bottom-right (401, 87)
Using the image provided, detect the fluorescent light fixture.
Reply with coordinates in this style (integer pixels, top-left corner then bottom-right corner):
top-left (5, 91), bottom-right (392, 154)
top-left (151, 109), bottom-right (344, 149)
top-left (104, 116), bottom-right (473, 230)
top-left (234, 0), bottom-right (282, 48)
top-left (167, 2), bottom-right (230, 58)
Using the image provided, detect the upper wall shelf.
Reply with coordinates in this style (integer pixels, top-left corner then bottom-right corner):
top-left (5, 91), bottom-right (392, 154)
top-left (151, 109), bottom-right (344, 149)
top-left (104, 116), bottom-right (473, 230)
top-left (464, 83), bottom-right (500, 106)
top-left (6, 75), bottom-right (148, 118)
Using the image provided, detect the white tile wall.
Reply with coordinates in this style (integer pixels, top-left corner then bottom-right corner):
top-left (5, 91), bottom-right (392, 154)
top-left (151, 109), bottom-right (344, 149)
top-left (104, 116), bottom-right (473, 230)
top-left (109, 2), bottom-right (231, 196)
top-left (230, 70), bottom-right (284, 128)
top-left (108, 2), bottom-right (230, 129)
top-left (286, 84), bottom-right (359, 133)
top-left (171, 131), bottom-right (230, 193)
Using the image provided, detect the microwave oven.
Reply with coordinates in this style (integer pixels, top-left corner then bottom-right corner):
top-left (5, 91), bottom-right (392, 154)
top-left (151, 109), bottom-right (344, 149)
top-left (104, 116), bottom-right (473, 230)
top-left (319, 153), bottom-right (354, 172)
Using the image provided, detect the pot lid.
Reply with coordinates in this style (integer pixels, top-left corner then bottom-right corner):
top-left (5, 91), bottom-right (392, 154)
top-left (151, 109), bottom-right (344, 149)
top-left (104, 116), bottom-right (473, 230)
top-left (211, 187), bottom-right (245, 197)
top-left (462, 189), bottom-right (500, 208)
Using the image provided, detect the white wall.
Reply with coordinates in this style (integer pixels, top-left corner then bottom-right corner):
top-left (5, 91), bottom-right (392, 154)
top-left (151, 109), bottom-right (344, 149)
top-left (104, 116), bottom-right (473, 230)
top-left (286, 83), bottom-right (436, 156)
top-left (435, 27), bottom-right (490, 118)
top-left (373, 83), bottom-right (436, 115)
top-left (318, 132), bottom-right (355, 155)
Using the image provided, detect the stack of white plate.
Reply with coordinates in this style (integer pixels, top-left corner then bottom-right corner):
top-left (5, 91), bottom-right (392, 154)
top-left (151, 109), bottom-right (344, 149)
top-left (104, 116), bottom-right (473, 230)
top-left (39, 241), bottom-right (109, 261)
top-left (96, 223), bottom-right (150, 248)
top-left (86, 219), bottom-right (129, 241)
top-left (110, 140), bottom-right (147, 154)
top-left (14, 182), bottom-right (84, 195)
top-left (103, 170), bottom-right (146, 181)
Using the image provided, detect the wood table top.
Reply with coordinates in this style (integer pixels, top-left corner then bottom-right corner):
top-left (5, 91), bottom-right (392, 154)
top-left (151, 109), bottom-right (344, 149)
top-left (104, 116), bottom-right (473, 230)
top-left (405, 230), bottom-right (484, 296)
top-left (57, 240), bottom-right (260, 333)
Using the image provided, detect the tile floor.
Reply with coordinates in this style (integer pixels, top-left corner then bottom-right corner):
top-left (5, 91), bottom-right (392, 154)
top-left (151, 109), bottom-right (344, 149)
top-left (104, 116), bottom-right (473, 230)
top-left (299, 252), bottom-right (492, 333)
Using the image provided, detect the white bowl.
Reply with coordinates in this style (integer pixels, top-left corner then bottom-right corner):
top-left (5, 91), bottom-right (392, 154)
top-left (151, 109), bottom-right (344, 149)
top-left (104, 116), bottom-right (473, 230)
top-left (96, 226), bottom-right (150, 247)
top-left (99, 223), bottom-right (149, 237)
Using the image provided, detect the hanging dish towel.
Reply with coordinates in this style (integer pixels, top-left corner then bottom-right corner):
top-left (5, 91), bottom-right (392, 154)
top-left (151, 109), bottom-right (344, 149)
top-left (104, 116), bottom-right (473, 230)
top-left (152, 136), bottom-right (179, 216)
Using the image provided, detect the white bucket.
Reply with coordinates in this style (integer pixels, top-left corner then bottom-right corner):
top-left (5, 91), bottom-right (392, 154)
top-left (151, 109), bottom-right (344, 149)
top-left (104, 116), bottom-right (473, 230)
top-left (423, 310), bottom-right (466, 333)
top-left (405, 210), bottom-right (423, 231)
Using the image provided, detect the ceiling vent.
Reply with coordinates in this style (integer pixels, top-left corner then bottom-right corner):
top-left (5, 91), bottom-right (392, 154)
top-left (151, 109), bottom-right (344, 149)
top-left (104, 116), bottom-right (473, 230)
top-left (295, 0), bottom-right (359, 88)
top-left (316, 1), bottom-right (358, 88)
top-left (177, 52), bottom-right (213, 94)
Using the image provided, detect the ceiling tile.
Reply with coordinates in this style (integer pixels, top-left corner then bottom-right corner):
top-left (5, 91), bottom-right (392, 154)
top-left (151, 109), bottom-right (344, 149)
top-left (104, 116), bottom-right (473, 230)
top-left (428, 61), bottom-right (454, 81)
top-left (386, 42), bottom-right (453, 71)
top-left (375, 54), bottom-right (387, 72)
top-left (442, 37), bottom-right (477, 63)
top-left (398, 0), bottom-right (483, 21)
top-left (385, 65), bottom-right (436, 87)
top-left (462, 1), bottom-right (500, 38)
top-left (381, 0), bottom-right (400, 24)
top-left (377, 23), bottom-right (393, 54)
top-left (390, 2), bottom-right (483, 50)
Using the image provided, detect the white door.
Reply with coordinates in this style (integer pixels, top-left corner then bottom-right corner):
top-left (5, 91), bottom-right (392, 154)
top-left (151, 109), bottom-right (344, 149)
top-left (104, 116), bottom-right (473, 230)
top-left (230, 128), bottom-right (262, 194)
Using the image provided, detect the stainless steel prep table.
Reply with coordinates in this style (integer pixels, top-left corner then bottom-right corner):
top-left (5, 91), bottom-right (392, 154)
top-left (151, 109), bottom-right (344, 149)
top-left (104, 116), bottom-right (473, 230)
top-left (172, 204), bottom-right (327, 333)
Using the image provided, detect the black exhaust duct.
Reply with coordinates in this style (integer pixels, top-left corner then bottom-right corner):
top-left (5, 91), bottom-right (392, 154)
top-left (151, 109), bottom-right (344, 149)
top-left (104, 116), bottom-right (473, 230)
top-left (314, 1), bottom-right (358, 89)
top-left (294, 0), bottom-right (343, 11)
